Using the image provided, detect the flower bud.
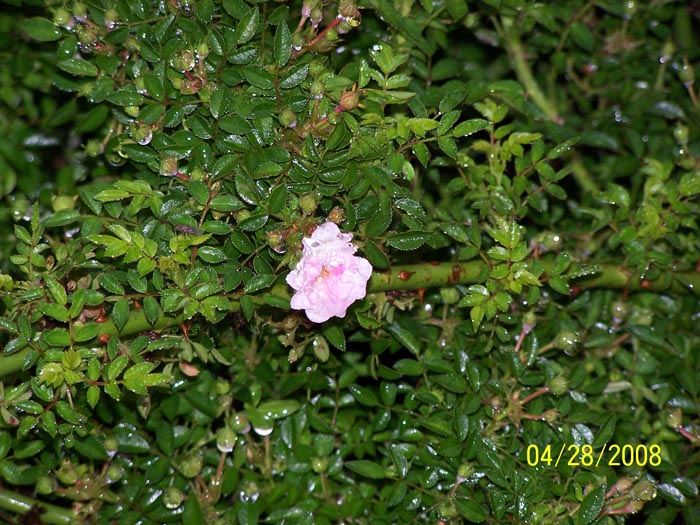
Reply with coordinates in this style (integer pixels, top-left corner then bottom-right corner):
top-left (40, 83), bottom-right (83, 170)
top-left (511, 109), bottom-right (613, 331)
top-left (678, 61), bottom-right (695, 86)
top-left (170, 50), bottom-right (196, 72)
top-left (179, 454), bottom-right (202, 478)
top-left (56, 459), bottom-right (79, 485)
top-left (298, 193), bottom-right (318, 214)
top-left (230, 412), bottom-right (250, 433)
top-left (129, 122), bottom-right (153, 146)
top-left (665, 408), bottom-right (682, 428)
top-left (632, 479), bottom-right (656, 501)
top-left (327, 206), bottom-right (345, 224)
top-left (311, 456), bottom-right (328, 473)
top-left (35, 476), bottom-right (55, 495)
top-left (554, 330), bottom-right (580, 355)
top-left (124, 106), bottom-right (140, 118)
top-left (73, 1), bottom-right (88, 22)
top-left (278, 108), bottom-right (297, 128)
top-left (542, 408), bottom-right (558, 423)
top-left (310, 80), bottom-right (325, 98)
top-left (196, 42), bottom-right (209, 59)
top-left (457, 463), bottom-right (474, 479)
top-left (160, 157), bottom-right (178, 176)
top-left (106, 464), bottom-right (124, 482)
top-left (548, 375), bottom-right (568, 396)
top-left (438, 501), bottom-right (458, 519)
top-left (440, 287), bottom-right (460, 305)
top-left (325, 27), bottom-right (338, 40)
top-left (163, 487), bottom-right (184, 509)
top-left (53, 8), bottom-right (73, 28)
top-left (611, 300), bottom-right (627, 323)
top-left (216, 427), bottom-right (237, 453)
top-left (337, 90), bottom-right (360, 111)
top-left (310, 7), bottom-right (323, 26)
top-left (104, 9), bottom-right (118, 29)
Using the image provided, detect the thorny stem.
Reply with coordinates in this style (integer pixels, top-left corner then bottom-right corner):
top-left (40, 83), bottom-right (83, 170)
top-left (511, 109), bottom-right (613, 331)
top-left (1, 257), bottom-right (699, 378)
top-left (0, 488), bottom-right (75, 525)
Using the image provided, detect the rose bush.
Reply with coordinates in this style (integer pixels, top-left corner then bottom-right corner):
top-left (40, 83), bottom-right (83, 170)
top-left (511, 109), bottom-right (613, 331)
top-left (0, 1), bottom-right (699, 525)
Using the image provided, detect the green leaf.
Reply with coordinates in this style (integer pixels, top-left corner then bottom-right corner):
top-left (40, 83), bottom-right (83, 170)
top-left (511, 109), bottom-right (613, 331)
top-left (44, 210), bottom-right (80, 227)
top-left (386, 231), bottom-right (431, 251)
top-left (21, 17), bottom-right (61, 41)
top-left (100, 273), bottom-right (125, 295)
top-left (345, 460), bottom-right (385, 479)
top-left (577, 485), bottom-right (605, 525)
top-left (57, 58), bottom-right (99, 77)
top-left (453, 118), bottom-right (489, 137)
top-left (243, 274), bottom-right (275, 294)
top-left (349, 384), bottom-right (379, 407)
top-left (234, 7), bottom-right (259, 44)
top-left (197, 246), bottom-right (227, 264)
top-left (41, 329), bottom-right (71, 347)
top-left (41, 303), bottom-right (70, 323)
top-left (257, 400), bottom-right (300, 419)
top-left (107, 355), bottom-right (129, 381)
top-left (322, 325), bottom-right (346, 351)
top-left (274, 21), bottom-right (292, 67)
top-left (112, 298), bottom-right (130, 331)
top-left (45, 277), bottom-right (67, 305)
top-left (143, 296), bottom-right (160, 324)
top-left (388, 323), bottom-right (421, 355)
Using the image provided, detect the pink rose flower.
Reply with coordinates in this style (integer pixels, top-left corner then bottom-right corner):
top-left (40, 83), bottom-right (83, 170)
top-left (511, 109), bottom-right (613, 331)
top-left (286, 222), bottom-right (372, 323)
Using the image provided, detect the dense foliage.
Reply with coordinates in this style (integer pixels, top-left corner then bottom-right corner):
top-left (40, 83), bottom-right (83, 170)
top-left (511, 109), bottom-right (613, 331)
top-left (1, 0), bottom-right (699, 524)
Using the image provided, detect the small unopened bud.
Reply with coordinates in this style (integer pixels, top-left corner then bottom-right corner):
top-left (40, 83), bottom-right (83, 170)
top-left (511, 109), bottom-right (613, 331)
top-left (311, 456), bottom-right (328, 473)
top-left (457, 463), bottom-right (474, 479)
top-left (310, 80), bottom-right (325, 98)
top-left (554, 330), bottom-right (580, 355)
top-left (310, 7), bottom-right (323, 26)
top-left (73, 1), bottom-right (88, 22)
top-left (327, 206), bottom-right (345, 224)
top-left (196, 42), bottom-right (210, 59)
top-left (160, 157), bottom-right (178, 176)
top-left (549, 375), bottom-right (568, 396)
top-left (266, 229), bottom-right (285, 251)
top-left (104, 8), bottom-right (118, 29)
top-left (542, 408), bottom-right (558, 423)
top-left (216, 427), bottom-right (237, 453)
top-left (170, 50), bottom-right (196, 72)
top-left (325, 27), bottom-right (338, 41)
top-left (53, 8), bottom-right (73, 28)
top-left (612, 477), bottom-right (634, 494)
top-left (163, 487), bottom-right (184, 509)
top-left (278, 108), bottom-right (297, 128)
top-left (299, 193), bottom-right (317, 214)
top-left (632, 479), bottom-right (656, 501)
top-left (338, 90), bottom-right (360, 111)
top-left (179, 454), bottom-right (202, 478)
top-left (665, 408), bottom-right (683, 429)
top-left (35, 476), bottom-right (55, 495)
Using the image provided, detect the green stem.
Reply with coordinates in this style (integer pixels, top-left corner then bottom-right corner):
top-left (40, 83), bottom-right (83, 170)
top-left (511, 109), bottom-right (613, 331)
top-left (502, 18), bottom-right (561, 123)
top-left (1, 258), bottom-right (698, 379)
top-left (0, 488), bottom-right (76, 525)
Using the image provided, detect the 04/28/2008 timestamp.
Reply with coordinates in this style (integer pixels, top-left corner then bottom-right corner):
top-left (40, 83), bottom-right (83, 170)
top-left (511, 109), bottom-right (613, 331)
top-left (525, 443), bottom-right (661, 468)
